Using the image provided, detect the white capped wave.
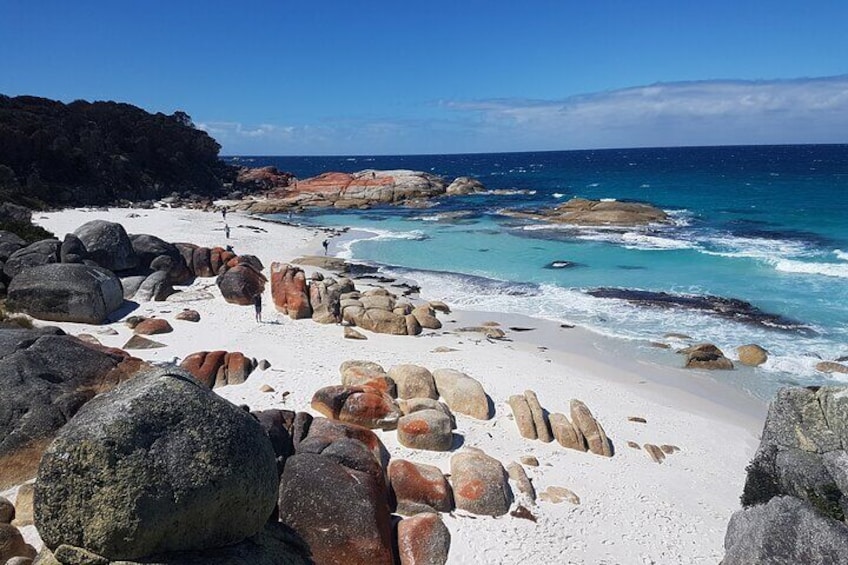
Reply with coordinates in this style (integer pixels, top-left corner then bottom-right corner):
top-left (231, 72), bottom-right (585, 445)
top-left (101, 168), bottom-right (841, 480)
top-left (620, 232), bottom-right (697, 250)
top-left (701, 234), bottom-right (811, 260)
top-left (665, 209), bottom-right (694, 227)
top-left (520, 223), bottom-right (583, 232)
top-left (552, 193), bottom-right (564, 199)
top-left (600, 197), bottom-right (617, 202)
top-left (835, 250), bottom-right (848, 261)
top-left (334, 228), bottom-right (428, 260)
top-left (772, 258), bottom-right (848, 279)
top-left (478, 189), bottom-right (536, 196)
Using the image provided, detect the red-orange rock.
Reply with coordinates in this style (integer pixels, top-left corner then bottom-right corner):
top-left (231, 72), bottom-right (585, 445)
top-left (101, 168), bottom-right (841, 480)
top-left (270, 262), bottom-right (312, 319)
top-left (397, 410), bottom-right (452, 451)
top-left (180, 350), bottom-right (227, 388)
top-left (279, 452), bottom-right (393, 565)
top-left (224, 352), bottom-right (252, 385)
top-left (388, 459), bottom-right (453, 515)
top-left (301, 418), bottom-right (386, 467)
top-left (311, 385), bottom-right (400, 430)
top-left (133, 318), bottom-right (173, 335)
top-left (192, 247), bottom-right (213, 277)
top-left (217, 264), bottom-right (266, 305)
top-left (397, 513), bottom-right (451, 565)
top-left (210, 246), bottom-right (226, 274)
top-left (220, 250), bottom-right (236, 267)
top-left (450, 450), bottom-right (512, 516)
top-left (237, 166), bottom-right (294, 190)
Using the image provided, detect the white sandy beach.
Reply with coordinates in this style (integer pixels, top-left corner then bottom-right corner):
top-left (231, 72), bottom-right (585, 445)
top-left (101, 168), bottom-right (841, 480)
top-left (11, 205), bottom-right (768, 564)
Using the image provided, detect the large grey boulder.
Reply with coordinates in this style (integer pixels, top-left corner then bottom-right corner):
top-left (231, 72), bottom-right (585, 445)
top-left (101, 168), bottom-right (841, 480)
top-left (34, 367), bottom-right (278, 561)
top-left (0, 231), bottom-right (26, 261)
top-left (59, 233), bottom-right (87, 264)
top-left (129, 233), bottom-right (192, 284)
top-left (0, 328), bottom-right (140, 489)
top-left (73, 220), bottom-right (138, 271)
top-left (133, 271), bottom-right (175, 302)
top-left (724, 496), bottom-right (848, 565)
top-left (741, 386), bottom-right (848, 515)
top-left (7, 263), bottom-right (123, 324)
top-left (3, 239), bottom-right (60, 279)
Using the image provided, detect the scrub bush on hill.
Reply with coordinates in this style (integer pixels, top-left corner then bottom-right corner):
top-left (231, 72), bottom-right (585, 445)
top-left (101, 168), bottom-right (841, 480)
top-left (0, 94), bottom-right (236, 207)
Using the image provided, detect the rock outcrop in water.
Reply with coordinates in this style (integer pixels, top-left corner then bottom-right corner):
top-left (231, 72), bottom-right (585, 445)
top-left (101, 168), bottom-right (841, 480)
top-left (237, 169), bottom-right (486, 213)
top-left (722, 385), bottom-right (848, 563)
top-left (587, 288), bottom-right (812, 334)
top-left (502, 197), bottom-right (669, 226)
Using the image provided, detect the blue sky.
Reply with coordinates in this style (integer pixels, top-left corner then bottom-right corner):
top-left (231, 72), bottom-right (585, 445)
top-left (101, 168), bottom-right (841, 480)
top-left (2, 1), bottom-right (847, 155)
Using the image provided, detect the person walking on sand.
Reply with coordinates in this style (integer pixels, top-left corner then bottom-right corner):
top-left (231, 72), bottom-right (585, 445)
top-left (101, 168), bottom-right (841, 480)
top-left (225, 224), bottom-right (230, 239)
top-left (254, 293), bottom-right (262, 323)
top-left (322, 239), bottom-right (329, 255)
top-left (222, 208), bottom-right (227, 220)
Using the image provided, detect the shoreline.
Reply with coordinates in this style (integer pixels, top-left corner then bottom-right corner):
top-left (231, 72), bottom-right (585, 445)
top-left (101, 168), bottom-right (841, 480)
top-left (11, 204), bottom-right (767, 563)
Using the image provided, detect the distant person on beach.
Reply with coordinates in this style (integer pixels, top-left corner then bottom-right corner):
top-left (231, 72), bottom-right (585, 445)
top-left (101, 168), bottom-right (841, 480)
top-left (222, 208), bottom-right (227, 219)
top-left (225, 224), bottom-right (230, 239)
top-left (322, 239), bottom-right (329, 255)
top-left (254, 294), bottom-right (262, 323)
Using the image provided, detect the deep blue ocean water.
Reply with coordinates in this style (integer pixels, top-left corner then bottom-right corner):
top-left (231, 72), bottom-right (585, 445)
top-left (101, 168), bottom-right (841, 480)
top-left (225, 145), bottom-right (848, 394)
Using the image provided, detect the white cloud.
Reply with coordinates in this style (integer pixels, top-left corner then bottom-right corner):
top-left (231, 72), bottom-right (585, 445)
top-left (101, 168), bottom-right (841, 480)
top-left (201, 76), bottom-right (848, 155)
top-left (441, 76), bottom-right (848, 150)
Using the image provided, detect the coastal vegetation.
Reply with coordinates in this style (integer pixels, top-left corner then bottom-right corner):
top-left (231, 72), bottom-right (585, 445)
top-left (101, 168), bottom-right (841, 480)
top-left (0, 94), bottom-right (233, 208)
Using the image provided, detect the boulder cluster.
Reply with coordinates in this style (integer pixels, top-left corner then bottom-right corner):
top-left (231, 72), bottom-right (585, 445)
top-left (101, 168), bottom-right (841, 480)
top-left (271, 262), bottom-right (446, 335)
top-left (311, 361), bottom-right (492, 452)
top-left (180, 350), bottom-right (264, 389)
top-left (2, 219), bottom-right (253, 324)
top-left (508, 391), bottom-right (612, 456)
top-left (26, 364), bottom-right (521, 564)
top-left (722, 385), bottom-right (848, 563)
top-left (236, 169), bottom-right (486, 214)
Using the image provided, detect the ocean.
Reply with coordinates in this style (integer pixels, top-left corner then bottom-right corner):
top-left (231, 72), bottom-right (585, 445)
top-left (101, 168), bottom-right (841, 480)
top-left (225, 145), bottom-right (848, 398)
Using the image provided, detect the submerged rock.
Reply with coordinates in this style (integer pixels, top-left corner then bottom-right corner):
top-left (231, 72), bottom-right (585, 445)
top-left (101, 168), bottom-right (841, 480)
top-left (588, 288), bottom-right (813, 334)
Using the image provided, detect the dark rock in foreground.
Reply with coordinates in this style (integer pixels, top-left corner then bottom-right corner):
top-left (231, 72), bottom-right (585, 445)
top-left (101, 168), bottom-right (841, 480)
top-left (279, 417), bottom-right (394, 565)
top-left (0, 328), bottom-right (145, 489)
top-left (36, 522), bottom-right (311, 564)
top-left (723, 496), bottom-right (848, 565)
top-left (722, 385), bottom-right (848, 563)
top-left (6, 263), bottom-right (124, 324)
top-left (35, 367), bottom-right (279, 561)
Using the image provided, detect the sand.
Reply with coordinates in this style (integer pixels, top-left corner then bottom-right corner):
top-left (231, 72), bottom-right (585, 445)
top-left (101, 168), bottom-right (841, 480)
top-left (7, 205), bottom-right (767, 564)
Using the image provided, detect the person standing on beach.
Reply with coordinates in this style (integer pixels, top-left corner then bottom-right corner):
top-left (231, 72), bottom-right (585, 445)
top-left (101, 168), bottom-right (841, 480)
top-left (254, 293), bottom-right (262, 323)
top-left (222, 208), bottom-right (227, 220)
top-left (225, 224), bottom-right (230, 239)
top-left (322, 239), bottom-right (329, 255)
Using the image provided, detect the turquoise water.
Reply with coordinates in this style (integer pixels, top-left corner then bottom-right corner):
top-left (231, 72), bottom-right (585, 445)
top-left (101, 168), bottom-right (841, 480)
top-left (229, 145), bottom-right (848, 390)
